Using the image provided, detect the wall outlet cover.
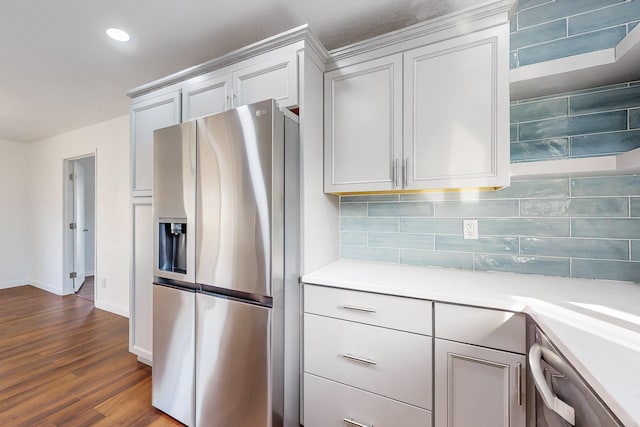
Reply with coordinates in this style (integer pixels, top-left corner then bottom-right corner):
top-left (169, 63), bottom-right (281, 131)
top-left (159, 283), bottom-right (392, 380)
top-left (463, 219), bottom-right (479, 240)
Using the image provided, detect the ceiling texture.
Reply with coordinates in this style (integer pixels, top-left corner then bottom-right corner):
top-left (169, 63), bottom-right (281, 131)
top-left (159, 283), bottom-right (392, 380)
top-left (1, 0), bottom-right (480, 142)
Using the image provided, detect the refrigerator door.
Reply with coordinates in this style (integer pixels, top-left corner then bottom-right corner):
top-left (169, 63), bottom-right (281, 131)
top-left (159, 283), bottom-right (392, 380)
top-left (196, 100), bottom-right (284, 298)
top-left (195, 292), bottom-right (271, 427)
top-left (152, 284), bottom-right (196, 426)
top-left (153, 121), bottom-right (197, 284)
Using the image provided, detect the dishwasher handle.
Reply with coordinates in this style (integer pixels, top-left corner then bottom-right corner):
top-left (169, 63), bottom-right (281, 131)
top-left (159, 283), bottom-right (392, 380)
top-left (529, 343), bottom-right (576, 425)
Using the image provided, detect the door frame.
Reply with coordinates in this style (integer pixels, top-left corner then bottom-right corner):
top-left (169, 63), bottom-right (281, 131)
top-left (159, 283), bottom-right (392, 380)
top-left (62, 152), bottom-right (97, 296)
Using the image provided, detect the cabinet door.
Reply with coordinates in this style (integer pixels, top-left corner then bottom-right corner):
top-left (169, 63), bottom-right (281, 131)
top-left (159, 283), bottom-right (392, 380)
top-left (404, 24), bottom-right (509, 190)
top-left (130, 197), bottom-right (153, 363)
top-left (232, 52), bottom-right (298, 108)
top-left (434, 339), bottom-right (526, 427)
top-left (324, 54), bottom-right (403, 193)
top-left (182, 72), bottom-right (232, 121)
top-left (130, 90), bottom-right (181, 197)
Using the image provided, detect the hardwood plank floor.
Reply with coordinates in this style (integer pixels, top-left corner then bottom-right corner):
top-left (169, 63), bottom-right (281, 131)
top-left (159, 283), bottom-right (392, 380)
top-left (0, 285), bottom-right (181, 426)
top-left (76, 276), bottom-right (94, 302)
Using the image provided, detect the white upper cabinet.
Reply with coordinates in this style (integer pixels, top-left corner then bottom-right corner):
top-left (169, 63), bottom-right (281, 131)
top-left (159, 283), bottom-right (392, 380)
top-left (130, 90), bottom-right (181, 197)
top-left (404, 25), bottom-right (509, 190)
top-left (324, 22), bottom-right (511, 194)
top-left (182, 51), bottom-right (298, 122)
top-left (233, 51), bottom-right (298, 108)
top-left (324, 54), bottom-right (403, 193)
top-left (182, 72), bottom-right (232, 122)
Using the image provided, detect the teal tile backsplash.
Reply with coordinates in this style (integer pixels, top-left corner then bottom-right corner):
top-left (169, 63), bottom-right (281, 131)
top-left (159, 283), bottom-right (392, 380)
top-left (511, 0), bottom-right (640, 69)
top-left (511, 83), bottom-right (640, 162)
top-left (340, 175), bottom-right (640, 282)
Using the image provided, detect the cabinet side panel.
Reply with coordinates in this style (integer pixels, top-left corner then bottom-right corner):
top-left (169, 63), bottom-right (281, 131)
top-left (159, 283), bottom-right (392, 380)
top-left (131, 200), bottom-right (153, 360)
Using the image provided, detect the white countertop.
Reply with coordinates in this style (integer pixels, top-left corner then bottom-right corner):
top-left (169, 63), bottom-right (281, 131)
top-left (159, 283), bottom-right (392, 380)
top-left (302, 259), bottom-right (640, 427)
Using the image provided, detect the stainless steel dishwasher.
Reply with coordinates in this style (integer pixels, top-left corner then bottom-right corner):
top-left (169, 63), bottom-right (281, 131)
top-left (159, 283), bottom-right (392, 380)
top-left (528, 327), bottom-right (623, 426)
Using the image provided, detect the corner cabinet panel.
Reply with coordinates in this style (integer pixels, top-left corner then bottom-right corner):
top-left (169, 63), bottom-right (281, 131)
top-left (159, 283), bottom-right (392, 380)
top-left (324, 54), bottom-right (403, 193)
top-left (130, 197), bottom-right (153, 363)
top-left (130, 90), bottom-right (181, 197)
top-left (232, 52), bottom-right (298, 108)
top-left (434, 339), bottom-right (526, 427)
top-left (404, 24), bottom-right (510, 190)
top-left (182, 72), bottom-right (232, 121)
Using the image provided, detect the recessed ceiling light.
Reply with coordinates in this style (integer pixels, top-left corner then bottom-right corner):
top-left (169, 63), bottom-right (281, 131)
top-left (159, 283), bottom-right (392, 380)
top-left (106, 28), bottom-right (130, 42)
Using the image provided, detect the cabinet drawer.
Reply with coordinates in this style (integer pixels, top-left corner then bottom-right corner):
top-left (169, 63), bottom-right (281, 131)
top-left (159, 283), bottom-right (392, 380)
top-left (304, 284), bottom-right (432, 335)
top-left (304, 314), bottom-right (432, 409)
top-left (435, 303), bottom-right (526, 354)
top-left (304, 373), bottom-right (432, 427)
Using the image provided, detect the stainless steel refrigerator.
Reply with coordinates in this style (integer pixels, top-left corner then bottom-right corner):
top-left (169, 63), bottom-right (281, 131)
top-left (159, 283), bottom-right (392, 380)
top-left (151, 99), bottom-right (300, 427)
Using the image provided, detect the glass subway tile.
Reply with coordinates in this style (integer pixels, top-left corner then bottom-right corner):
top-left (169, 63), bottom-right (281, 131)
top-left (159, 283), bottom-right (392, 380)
top-left (521, 198), bottom-right (629, 217)
top-left (511, 97), bottom-right (568, 123)
top-left (572, 218), bottom-right (640, 239)
top-left (519, 111), bottom-right (627, 141)
top-left (518, 0), bottom-right (625, 29)
top-left (571, 175), bottom-right (640, 196)
top-left (400, 249), bottom-right (474, 270)
top-left (368, 232), bottom-right (434, 249)
top-left (340, 203), bottom-right (367, 216)
top-left (570, 85), bottom-right (640, 115)
top-left (570, 131), bottom-right (640, 157)
top-left (521, 237), bottom-right (629, 260)
top-left (572, 259), bottom-right (640, 282)
top-left (435, 235), bottom-right (519, 254)
top-left (369, 201), bottom-right (434, 217)
top-left (475, 254), bottom-right (570, 277)
top-left (517, 27), bottom-right (626, 66)
top-left (341, 246), bottom-right (399, 263)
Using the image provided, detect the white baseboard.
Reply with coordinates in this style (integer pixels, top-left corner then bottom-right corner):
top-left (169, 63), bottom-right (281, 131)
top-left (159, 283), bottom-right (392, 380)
top-left (95, 300), bottom-right (129, 318)
top-left (0, 279), bottom-right (30, 289)
top-left (30, 280), bottom-right (63, 295)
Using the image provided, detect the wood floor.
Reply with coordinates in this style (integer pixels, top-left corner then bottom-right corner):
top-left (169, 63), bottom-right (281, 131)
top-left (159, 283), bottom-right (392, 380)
top-left (0, 285), bottom-right (181, 426)
top-left (76, 276), bottom-right (94, 302)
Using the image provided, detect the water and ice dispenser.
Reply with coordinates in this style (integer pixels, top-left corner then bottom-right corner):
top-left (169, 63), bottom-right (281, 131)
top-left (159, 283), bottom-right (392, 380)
top-left (158, 221), bottom-right (187, 274)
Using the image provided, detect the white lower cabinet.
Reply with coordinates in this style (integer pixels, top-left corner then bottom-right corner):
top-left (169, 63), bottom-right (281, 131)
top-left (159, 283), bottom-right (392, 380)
top-left (303, 284), bottom-right (433, 427)
top-left (434, 339), bottom-right (526, 427)
top-left (304, 373), bottom-right (432, 427)
top-left (434, 303), bottom-right (526, 427)
top-left (305, 314), bottom-right (431, 409)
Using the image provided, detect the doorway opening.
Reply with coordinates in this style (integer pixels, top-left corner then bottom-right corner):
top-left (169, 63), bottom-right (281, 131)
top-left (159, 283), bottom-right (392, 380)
top-left (63, 154), bottom-right (96, 303)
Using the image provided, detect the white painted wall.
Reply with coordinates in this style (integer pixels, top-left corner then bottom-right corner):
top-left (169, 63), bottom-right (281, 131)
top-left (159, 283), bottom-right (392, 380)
top-left (28, 116), bottom-right (130, 316)
top-left (0, 139), bottom-right (30, 288)
top-left (76, 156), bottom-right (95, 275)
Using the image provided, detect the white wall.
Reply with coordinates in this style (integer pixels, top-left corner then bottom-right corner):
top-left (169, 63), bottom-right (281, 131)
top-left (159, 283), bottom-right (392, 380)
top-left (76, 156), bottom-right (95, 275)
top-left (0, 139), bottom-right (30, 288)
top-left (28, 116), bottom-right (130, 316)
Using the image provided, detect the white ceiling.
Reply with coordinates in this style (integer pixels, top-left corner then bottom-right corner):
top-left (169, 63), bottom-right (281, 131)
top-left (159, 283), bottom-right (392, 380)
top-left (1, 0), bottom-right (480, 142)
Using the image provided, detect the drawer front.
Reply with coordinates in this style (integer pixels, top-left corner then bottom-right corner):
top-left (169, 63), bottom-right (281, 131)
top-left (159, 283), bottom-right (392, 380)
top-left (304, 314), bottom-right (432, 409)
top-left (304, 284), bottom-right (432, 335)
top-left (435, 303), bottom-right (526, 354)
top-left (304, 373), bottom-right (432, 427)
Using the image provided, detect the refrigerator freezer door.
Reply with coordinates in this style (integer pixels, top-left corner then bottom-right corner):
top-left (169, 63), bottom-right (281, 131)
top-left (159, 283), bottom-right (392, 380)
top-left (195, 292), bottom-right (271, 427)
top-left (152, 284), bottom-right (196, 426)
top-left (196, 100), bottom-right (284, 297)
top-left (153, 121), bottom-right (197, 284)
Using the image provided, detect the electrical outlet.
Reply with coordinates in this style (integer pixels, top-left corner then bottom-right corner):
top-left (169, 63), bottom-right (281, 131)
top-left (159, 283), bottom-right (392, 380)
top-left (463, 219), bottom-right (478, 240)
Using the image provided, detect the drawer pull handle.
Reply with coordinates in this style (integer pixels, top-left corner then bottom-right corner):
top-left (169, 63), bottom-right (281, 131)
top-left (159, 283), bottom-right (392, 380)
top-left (343, 417), bottom-right (372, 427)
top-left (341, 305), bottom-right (376, 313)
top-left (342, 353), bottom-right (377, 365)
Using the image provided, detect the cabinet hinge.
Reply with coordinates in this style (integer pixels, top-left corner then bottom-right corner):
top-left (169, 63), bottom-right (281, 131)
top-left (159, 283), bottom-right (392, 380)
top-left (69, 272), bottom-right (77, 279)
top-left (69, 222), bottom-right (77, 230)
top-left (69, 173), bottom-right (75, 181)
